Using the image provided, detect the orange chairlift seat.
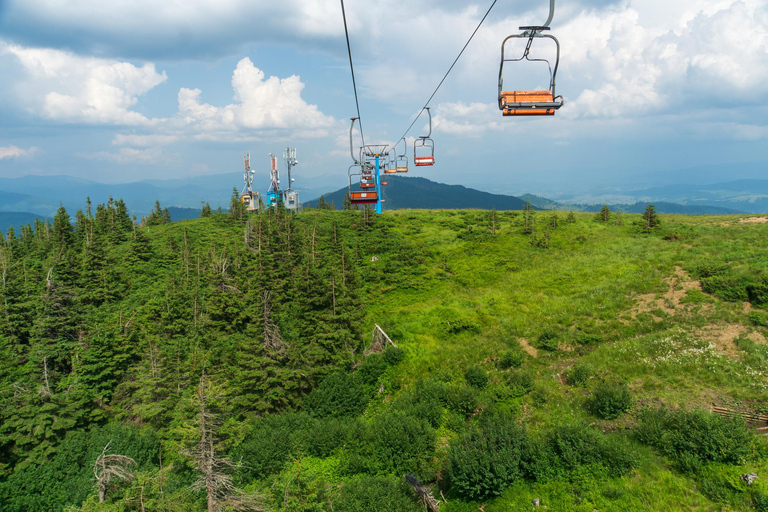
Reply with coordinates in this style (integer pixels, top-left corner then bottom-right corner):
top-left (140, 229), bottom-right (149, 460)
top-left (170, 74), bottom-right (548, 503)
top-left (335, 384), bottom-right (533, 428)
top-left (350, 190), bottom-right (379, 205)
top-left (499, 19), bottom-right (563, 116)
top-left (414, 107), bottom-right (435, 166)
top-left (395, 137), bottom-right (409, 172)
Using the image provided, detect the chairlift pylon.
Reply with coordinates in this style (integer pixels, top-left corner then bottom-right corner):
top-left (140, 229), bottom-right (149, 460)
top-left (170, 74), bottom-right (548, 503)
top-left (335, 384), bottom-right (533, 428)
top-left (498, 0), bottom-right (563, 116)
top-left (414, 107), bottom-right (435, 166)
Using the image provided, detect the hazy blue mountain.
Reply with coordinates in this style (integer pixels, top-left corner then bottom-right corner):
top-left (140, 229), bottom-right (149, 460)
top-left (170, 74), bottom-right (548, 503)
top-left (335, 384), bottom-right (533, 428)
top-left (305, 176), bottom-right (532, 210)
top-left (0, 212), bottom-right (47, 234)
top-left (0, 172), bottom-right (339, 219)
top-left (521, 194), bottom-right (744, 215)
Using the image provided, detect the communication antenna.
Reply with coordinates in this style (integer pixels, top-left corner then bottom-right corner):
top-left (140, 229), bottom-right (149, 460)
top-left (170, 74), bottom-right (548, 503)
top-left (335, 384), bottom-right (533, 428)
top-left (283, 147), bottom-right (298, 191)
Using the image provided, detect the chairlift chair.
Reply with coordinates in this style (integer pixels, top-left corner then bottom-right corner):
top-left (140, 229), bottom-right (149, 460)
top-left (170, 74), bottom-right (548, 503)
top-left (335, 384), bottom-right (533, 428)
top-left (414, 107), bottom-right (435, 166)
top-left (498, 0), bottom-right (563, 116)
top-left (396, 138), bottom-right (409, 173)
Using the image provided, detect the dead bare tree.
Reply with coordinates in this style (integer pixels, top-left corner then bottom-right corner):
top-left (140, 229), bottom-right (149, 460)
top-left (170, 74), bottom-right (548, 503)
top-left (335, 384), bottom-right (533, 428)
top-left (192, 373), bottom-right (265, 512)
top-left (404, 474), bottom-right (440, 512)
top-left (364, 324), bottom-right (398, 356)
top-left (262, 291), bottom-right (286, 354)
top-left (94, 441), bottom-right (136, 503)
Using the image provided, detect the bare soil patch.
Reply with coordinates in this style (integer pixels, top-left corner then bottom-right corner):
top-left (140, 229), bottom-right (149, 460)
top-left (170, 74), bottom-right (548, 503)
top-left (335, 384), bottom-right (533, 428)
top-left (518, 338), bottom-right (538, 358)
top-left (628, 266), bottom-right (703, 320)
top-left (738, 217), bottom-right (768, 224)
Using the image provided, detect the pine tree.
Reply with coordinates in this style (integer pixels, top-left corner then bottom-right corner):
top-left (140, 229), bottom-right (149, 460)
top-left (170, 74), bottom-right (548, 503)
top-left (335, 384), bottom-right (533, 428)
top-left (201, 203), bottom-right (212, 218)
top-left (343, 193), bottom-right (352, 211)
top-left (596, 204), bottom-right (611, 224)
top-left (642, 203), bottom-right (660, 230)
top-left (52, 206), bottom-right (74, 251)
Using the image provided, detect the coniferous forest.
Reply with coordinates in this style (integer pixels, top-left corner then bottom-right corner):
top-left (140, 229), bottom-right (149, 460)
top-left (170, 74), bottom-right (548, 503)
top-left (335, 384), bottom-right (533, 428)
top-left (1, 197), bottom-right (768, 511)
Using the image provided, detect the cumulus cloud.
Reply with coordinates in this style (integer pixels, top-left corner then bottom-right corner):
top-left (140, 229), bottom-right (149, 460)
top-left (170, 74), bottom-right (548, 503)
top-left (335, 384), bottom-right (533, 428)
top-left (0, 145), bottom-right (39, 160)
top-left (562, 0), bottom-right (768, 118)
top-left (175, 57), bottom-right (337, 139)
top-left (2, 43), bottom-right (166, 125)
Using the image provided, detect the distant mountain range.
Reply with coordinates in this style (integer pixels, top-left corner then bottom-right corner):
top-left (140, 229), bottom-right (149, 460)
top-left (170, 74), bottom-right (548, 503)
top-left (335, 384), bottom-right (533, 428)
top-left (1, 170), bottom-right (766, 234)
top-left (520, 195), bottom-right (745, 215)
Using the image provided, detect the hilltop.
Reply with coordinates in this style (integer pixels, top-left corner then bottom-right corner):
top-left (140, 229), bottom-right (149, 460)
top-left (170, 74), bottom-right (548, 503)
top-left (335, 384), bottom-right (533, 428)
top-left (305, 175), bottom-right (533, 210)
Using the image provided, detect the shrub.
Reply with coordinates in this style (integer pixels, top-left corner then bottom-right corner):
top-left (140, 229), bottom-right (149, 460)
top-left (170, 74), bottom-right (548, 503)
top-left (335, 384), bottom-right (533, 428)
top-left (356, 353), bottom-right (388, 386)
top-left (701, 274), bottom-right (750, 302)
top-left (391, 380), bottom-right (446, 428)
top-left (507, 371), bottom-right (535, 397)
top-left (690, 261), bottom-right (729, 279)
top-left (383, 346), bottom-right (405, 365)
top-left (234, 412), bottom-right (313, 482)
top-left (575, 333), bottom-right (604, 346)
top-left (497, 350), bottom-right (524, 370)
top-left (546, 424), bottom-right (637, 476)
top-left (448, 411), bottom-right (527, 501)
top-left (564, 364), bottom-right (591, 386)
top-left (465, 365), bottom-right (489, 389)
top-left (446, 385), bottom-right (480, 417)
top-left (304, 417), bottom-right (361, 458)
top-left (588, 382), bottom-right (632, 420)
top-left (748, 310), bottom-right (768, 327)
top-left (537, 330), bottom-right (560, 351)
top-left (636, 408), bottom-right (753, 473)
top-left (747, 275), bottom-right (768, 307)
top-left (368, 411), bottom-right (436, 476)
top-left (335, 475), bottom-right (421, 512)
top-left (304, 372), bottom-right (370, 418)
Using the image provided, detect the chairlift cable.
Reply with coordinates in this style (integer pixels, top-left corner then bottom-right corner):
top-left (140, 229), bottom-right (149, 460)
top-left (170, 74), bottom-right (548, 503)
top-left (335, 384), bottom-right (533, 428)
top-left (340, 0), bottom-right (366, 147)
top-left (388, 0), bottom-right (499, 150)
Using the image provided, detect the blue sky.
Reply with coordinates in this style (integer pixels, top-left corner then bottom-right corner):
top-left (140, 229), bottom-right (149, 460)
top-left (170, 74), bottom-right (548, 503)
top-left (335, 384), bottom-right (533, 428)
top-left (0, 0), bottom-right (766, 197)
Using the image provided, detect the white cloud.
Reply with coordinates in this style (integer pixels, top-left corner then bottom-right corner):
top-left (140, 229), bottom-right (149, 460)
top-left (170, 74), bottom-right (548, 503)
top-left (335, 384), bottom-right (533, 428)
top-left (0, 145), bottom-right (39, 160)
top-left (112, 134), bottom-right (179, 147)
top-left (2, 43), bottom-right (166, 125)
top-left (175, 57), bottom-right (338, 139)
top-left (84, 147), bottom-right (168, 164)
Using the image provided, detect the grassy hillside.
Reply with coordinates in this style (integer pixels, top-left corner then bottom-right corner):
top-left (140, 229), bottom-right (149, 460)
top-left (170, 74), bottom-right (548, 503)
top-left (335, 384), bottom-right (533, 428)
top-left (1, 205), bottom-right (767, 511)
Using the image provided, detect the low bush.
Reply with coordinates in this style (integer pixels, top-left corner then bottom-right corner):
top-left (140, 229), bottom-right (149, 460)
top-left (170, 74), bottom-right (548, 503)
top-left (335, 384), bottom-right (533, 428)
top-left (368, 411), bottom-right (436, 476)
top-left (546, 424), bottom-right (637, 476)
top-left (383, 345), bottom-right (405, 365)
top-left (636, 408), bottom-right (753, 473)
top-left (747, 275), bottom-right (768, 307)
top-left (448, 411), bottom-right (526, 501)
top-left (356, 353), bottom-right (388, 386)
top-left (588, 382), bottom-right (632, 420)
top-left (304, 372), bottom-right (370, 418)
top-left (537, 330), bottom-right (560, 351)
top-left (749, 310), bottom-right (768, 327)
top-left (497, 350), bottom-right (525, 370)
top-left (701, 274), bottom-right (750, 302)
top-left (391, 380), bottom-right (446, 428)
top-left (507, 371), bottom-right (535, 397)
top-left (465, 365), bottom-right (489, 389)
top-left (234, 412), bottom-right (313, 482)
top-left (690, 261), bottom-right (730, 280)
top-left (446, 385), bottom-right (480, 417)
top-left (335, 475), bottom-right (421, 512)
top-left (564, 364), bottom-right (591, 386)
top-left (575, 333), bottom-right (604, 346)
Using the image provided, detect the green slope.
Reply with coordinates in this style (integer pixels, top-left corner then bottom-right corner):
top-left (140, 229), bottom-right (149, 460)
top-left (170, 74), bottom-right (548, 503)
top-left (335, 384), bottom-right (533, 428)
top-left (1, 205), bottom-right (767, 511)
